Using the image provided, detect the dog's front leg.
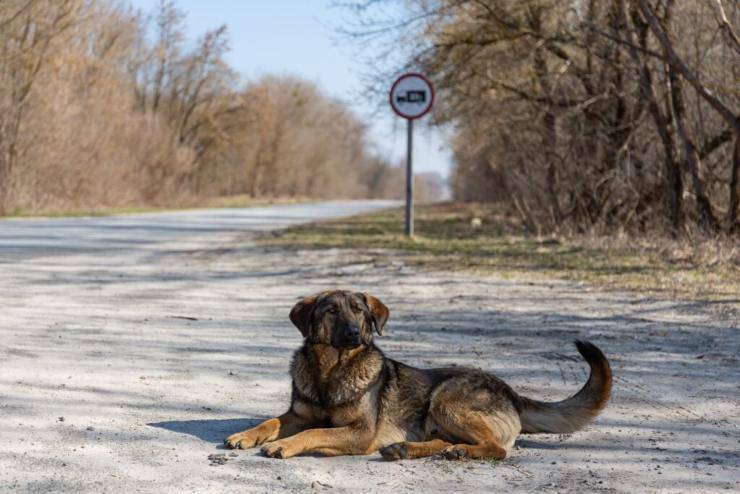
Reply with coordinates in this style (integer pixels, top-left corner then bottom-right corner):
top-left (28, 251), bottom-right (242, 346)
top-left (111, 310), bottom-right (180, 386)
top-left (261, 424), bottom-right (373, 459)
top-left (225, 411), bottom-right (311, 450)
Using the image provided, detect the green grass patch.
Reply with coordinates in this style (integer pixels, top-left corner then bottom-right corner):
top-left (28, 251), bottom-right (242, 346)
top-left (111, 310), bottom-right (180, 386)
top-left (261, 202), bottom-right (740, 303)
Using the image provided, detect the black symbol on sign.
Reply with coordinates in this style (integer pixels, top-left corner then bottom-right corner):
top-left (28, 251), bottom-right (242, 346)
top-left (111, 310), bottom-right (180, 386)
top-left (396, 90), bottom-right (426, 104)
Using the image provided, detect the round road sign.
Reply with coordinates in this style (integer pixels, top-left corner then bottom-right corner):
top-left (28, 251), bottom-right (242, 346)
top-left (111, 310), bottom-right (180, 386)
top-left (389, 73), bottom-right (434, 120)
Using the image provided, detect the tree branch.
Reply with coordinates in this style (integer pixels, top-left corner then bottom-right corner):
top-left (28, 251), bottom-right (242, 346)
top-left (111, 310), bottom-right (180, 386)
top-left (637, 0), bottom-right (739, 132)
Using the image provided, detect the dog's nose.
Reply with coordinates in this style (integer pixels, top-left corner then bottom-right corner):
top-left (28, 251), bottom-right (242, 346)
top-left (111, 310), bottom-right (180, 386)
top-left (345, 325), bottom-right (360, 338)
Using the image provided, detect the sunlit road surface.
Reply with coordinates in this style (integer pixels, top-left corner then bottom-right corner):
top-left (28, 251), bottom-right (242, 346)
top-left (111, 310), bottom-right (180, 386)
top-left (0, 200), bottom-right (403, 492)
top-left (0, 199), bottom-right (737, 493)
top-left (0, 200), bottom-right (400, 261)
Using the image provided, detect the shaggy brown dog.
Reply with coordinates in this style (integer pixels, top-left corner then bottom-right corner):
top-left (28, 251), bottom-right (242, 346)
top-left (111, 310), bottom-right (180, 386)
top-left (225, 290), bottom-right (612, 460)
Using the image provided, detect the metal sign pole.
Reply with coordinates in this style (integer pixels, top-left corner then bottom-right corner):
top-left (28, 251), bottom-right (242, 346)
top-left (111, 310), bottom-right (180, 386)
top-left (405, 118), bottom-right (414, 236)
top-left (390, 72), bottom-right (432, 237)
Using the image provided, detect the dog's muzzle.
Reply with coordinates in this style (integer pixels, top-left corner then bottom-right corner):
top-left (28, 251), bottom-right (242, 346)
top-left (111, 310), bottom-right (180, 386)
top-left (333, 324), bottom-right (362, 348)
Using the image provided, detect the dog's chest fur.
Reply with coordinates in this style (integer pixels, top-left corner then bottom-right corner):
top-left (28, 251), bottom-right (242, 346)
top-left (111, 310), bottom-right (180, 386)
top-left (291, 345), bottom-right (384, 408)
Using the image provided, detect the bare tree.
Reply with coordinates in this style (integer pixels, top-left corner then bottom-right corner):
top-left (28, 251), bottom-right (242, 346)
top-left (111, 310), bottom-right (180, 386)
top-left (0, 0), bottom-right (430, 215)
top-left (342, 0), bottom-right (739, 235)
top-left (0, 0), bottom-right (82, 213)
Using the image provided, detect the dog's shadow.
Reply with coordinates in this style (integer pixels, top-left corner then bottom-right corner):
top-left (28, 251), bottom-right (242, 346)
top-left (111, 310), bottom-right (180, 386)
top-left (148, 419), bottom-right (562, 457)
top-left (148, 418), bottom-right (264, 446)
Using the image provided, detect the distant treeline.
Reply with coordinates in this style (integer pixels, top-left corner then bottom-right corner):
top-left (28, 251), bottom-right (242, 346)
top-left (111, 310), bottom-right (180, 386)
top-left (347, 0), bottom-right (739, 236)
top-left (0, 0), bottom-right (442, 215)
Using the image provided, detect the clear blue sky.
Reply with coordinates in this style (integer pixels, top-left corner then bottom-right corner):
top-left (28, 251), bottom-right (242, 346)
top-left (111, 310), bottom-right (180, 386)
top-left (128, 0), bottom-right (453, 179)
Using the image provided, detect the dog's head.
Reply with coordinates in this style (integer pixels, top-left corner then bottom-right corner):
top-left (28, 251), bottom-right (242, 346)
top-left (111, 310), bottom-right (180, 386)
top-left (289, 290), bottom-right (389, 349)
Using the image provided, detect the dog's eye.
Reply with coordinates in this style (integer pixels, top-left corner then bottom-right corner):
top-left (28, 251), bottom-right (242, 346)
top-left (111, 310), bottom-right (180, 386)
top-left (326, 307), bottom-right (338, 315)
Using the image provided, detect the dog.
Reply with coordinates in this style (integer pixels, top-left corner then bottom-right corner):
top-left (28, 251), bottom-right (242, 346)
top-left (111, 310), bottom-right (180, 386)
top-left (224, 290), bottom-right (612, 460)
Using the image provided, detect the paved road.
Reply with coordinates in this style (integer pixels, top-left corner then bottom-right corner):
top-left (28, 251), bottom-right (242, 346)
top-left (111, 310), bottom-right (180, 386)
top-left (0, 200), bottom-right (737, 493)
top-left (0, 201), bottom-right (399, 261)
top-left (1, 201), bottom-right (403, 493)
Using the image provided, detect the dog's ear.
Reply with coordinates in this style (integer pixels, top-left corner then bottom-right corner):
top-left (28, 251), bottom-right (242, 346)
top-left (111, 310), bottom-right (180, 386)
top-left (289, 295), bottom-right (319, 337)
top-left (361, 293), bottom-right (389, 335)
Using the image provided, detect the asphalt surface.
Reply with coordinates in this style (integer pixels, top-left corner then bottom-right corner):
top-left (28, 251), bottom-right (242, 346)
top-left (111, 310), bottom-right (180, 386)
top-left (0, 201), bottom-right (399, 261)
top-left (0, 200), bottom-right (737, 493)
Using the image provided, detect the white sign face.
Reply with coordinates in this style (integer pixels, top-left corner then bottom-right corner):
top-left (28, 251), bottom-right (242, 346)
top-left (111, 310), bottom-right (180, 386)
top-left (390, 73), bottom-right (434, 120)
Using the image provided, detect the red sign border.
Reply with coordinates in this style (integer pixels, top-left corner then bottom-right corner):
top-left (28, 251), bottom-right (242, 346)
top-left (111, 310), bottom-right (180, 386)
top-left (389, 72), bottom-right (435, 120)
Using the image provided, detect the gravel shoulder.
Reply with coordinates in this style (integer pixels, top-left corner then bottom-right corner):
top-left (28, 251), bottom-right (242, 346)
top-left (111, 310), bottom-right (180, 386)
top-left (0, 204), bottom-right (738, 493)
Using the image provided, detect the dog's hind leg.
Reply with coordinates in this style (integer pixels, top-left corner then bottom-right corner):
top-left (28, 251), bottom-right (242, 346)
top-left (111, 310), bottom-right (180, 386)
top-left (427, 376), bottom-right (522, 461)
top-left (379, 439), bottom-right (453, 460)
top-left (438, 418), bottom-right (508, 461)
top-left (379, 408), bottom-right (515, 461)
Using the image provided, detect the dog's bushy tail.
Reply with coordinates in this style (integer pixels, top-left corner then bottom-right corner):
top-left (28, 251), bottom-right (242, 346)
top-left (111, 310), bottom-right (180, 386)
top-left (517, 341), bottom-right (612, 434)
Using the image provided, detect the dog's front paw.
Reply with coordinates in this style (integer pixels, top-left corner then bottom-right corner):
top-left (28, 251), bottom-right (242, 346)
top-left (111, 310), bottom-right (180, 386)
top-left (224, 432), bottom-right (259, 450)
top-left (380, 442), bottom-right (409, 461)
top-left (261, 440), bottom-right (290, 459)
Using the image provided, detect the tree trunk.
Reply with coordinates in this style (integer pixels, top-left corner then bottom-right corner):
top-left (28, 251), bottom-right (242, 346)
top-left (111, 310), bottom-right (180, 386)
top-left (622, 3), bottom-right (683, 233)
top-left (730, 135), bottom-right (740, 233)
top-left (667, 64), bottom-right (719, 232)
top-left (533, 53), bottom-right (562, 226)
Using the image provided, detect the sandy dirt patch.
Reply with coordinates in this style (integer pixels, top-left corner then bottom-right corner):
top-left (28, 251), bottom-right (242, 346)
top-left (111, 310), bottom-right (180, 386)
top-left (1, 205), bottom-right (737, 493)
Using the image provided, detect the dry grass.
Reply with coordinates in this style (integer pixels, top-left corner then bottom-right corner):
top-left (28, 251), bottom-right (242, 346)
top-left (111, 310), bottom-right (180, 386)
top-left (261, 202), bottom-right (740, 303)
top-left (5, 195), bottom-right (314, 218)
